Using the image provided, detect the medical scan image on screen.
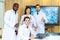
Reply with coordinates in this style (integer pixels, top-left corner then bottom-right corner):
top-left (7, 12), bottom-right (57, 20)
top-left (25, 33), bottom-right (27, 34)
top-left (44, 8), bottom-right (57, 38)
top-left (30, 6), bottom-right (59, 25)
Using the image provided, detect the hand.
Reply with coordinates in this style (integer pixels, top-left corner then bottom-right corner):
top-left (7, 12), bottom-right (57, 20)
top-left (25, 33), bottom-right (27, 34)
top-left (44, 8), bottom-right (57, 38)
top-left (41, 17), bottom-right (45, 22)
top-left (15, 23), bottom-right (19, 28)
top-left (36, 23), bottom-right (38, 27)
top-left (29, 35), bottom-right (35, 40)
top-left (32, 27), bottom-right (36, 31)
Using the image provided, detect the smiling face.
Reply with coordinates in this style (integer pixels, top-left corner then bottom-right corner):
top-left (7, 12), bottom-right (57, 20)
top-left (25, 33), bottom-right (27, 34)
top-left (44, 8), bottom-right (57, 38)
top-left (13, 3), bottom-right (19, 11)
top-left (26, 8), bottom-right (30, 15)
top-left (36, 4), bottom-right (40, 12)
top-left (24, 18), bottom-right (30, 25)
top-left (24, 17), bottom-right (30, 26)
top-left (36, 5), bottom-right (40, 12)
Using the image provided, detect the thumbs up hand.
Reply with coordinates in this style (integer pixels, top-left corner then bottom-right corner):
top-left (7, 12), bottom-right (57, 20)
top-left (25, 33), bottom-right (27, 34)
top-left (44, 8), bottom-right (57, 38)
top-left (41, 17), bottom-right (45, 22)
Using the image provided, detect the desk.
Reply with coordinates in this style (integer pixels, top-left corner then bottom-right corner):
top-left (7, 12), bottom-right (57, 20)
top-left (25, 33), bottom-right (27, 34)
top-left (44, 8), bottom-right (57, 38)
top-left (34, 33), bottom-right (60, 40)
top-left (34, 36), bottom-right (60, 40)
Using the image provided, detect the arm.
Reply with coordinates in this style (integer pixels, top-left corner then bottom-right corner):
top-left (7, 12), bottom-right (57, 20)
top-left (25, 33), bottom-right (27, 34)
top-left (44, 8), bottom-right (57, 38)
top-left (41, 12), bottom-right (48, 23)
top-left (4, 11), bottom-right (15, 27)
top-left (15, 14), bottom-right (19, 28)
top-left (33, 14), bottom-right (38, 27)
top-left (43, 13), bottom-right (48, 23)
top-left (29, 26), bottom-right (36, 37)
top-left (20, 16), bottom-right (24, 25)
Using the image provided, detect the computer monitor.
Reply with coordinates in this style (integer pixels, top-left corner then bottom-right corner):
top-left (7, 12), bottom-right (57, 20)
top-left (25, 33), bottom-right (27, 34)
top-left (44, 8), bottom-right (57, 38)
top-left (27, 6), bottom-right (59, 25)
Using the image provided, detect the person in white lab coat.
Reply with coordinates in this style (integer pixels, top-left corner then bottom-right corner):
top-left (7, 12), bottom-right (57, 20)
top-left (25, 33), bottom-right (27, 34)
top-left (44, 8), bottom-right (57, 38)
top-left (33, 4), bottom-right (47, 35)
top-left (20, 7), bottom-right (36, 27)
top-left (17, 17), bottom-right (35, 40)
top-left (2, 3), bottom-right (19, 40)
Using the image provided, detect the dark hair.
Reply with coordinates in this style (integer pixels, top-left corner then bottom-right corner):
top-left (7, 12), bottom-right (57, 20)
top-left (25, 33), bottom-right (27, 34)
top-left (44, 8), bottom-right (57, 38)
top-left (13, 3), bottom-right (19, 7)
top-left (36, 4), bottom-right (40, 7)
top-left (24, 17), bottom-right (30, 21)
top-left (24, 6), bottom-right (31, 14)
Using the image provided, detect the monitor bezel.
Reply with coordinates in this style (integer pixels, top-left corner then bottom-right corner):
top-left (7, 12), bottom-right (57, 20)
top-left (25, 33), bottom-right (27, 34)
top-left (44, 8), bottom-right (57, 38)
top-left (26, 6), bottom-right (59, 26)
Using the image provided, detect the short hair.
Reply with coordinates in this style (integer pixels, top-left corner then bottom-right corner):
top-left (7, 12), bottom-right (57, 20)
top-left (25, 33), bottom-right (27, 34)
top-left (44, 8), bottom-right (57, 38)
top-left (24, 6), bottom-right (31, 15)
top-left (36, 4), bottom-right (40, 7)
top-left (24, 17), bottom-right (30, 21)
top-left (13, 3), bottom-right (19, 7)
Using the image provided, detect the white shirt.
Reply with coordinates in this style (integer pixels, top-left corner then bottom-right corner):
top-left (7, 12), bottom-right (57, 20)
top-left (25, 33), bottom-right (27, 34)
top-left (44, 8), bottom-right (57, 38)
top-left (2, 9), bottom-right (18, 40)
top-left (33, 11), bottom-right (47, 34)
top-left (20, 15), bottom-right (36, 27)
top-left (17, 24), bottom-right (32, 40)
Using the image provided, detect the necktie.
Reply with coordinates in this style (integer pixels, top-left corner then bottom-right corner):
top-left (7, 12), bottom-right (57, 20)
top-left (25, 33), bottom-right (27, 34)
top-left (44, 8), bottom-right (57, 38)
top-left (27, 26), bottom-right (28, 28)
top-left (15, 11), bottom-right (16, 14)
top-left (37, 12), bottom-right (38, 15)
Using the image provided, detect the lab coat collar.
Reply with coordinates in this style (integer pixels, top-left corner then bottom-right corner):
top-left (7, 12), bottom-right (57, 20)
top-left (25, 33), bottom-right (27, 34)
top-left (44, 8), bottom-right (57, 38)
top-left (23, 24), bottom-right (29, 28)
top-left (37, 11), bottom-right (40, 13)
top-left (36, 11), bottom-right (42, 15)
top-left (24, 15), bottom-right (31, 19)
top-left (24, 14), bottom-right (31, 17)
top-left (11, 9), bottom-right (17, 14)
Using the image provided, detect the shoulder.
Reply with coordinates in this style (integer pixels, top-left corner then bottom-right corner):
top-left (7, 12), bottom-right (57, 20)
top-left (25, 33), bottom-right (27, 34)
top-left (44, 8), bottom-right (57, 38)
top-left (6, 9), bottom-right (14, 14)
top-left (40, 11), bottom-right (46, 15)
top-left (33, 12), bottom-right (37, 16)
top-left (30, 15), bottom-right (34, 18)
top-left (21, 15), bottom-right (26, 18)
top-left (19, 25), bottom-right (24, 30)
top-left (40, 11), bottom-right (44, 14)
top-left (5, 10), bottom-right (12, 16)
top-left (34, 12), bottom-right (37, 14)
top-left (5, 10), bottom-right (11, 13)
top-left (16, 13), bottom-right (18, 16)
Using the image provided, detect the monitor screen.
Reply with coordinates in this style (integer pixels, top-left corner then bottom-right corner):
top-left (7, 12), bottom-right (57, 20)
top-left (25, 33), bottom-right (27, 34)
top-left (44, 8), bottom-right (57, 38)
top-left (28, 6), bottom-right (59, 25)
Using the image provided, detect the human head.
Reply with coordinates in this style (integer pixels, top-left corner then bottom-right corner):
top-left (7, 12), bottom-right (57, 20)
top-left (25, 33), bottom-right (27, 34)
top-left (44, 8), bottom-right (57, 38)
top-left (13, 3), bottom-right (19, 11)
top-left (24, 6), bottom-right (31, 15)
top-left (36, 4), bottom-right (40, 12)
top-left (24, 17), bottom-right (30, 25)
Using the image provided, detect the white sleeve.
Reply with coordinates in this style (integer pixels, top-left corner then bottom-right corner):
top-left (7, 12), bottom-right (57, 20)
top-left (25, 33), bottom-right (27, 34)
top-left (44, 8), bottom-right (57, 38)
top-left (29, 27), bottom-right (36, 37)
top-left (31, 16), bottom-right (36, 27)
top-left (4, 11), bottom-right (15, 27)
top-left (29, 26), bottom-right (34, 34)
top-left (16, 13), bottom-right (18, 23)
top-left (20, 16), bottom-right (24, 25)
top-left (17, 26), bottom-right (29, 40)
top-left (43, 13), bottom-right (48, 23)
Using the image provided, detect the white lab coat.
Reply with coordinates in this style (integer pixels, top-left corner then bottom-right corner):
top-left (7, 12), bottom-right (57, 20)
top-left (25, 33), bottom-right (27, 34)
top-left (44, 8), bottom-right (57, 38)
top-left (20, 15), bottom-right (36, 27)
top-left (33, 11), bottom-right (47, 34)
top-left (17, 24), bottom-right (33, 40)
top-left (2, 10), bottom-right (18, 40)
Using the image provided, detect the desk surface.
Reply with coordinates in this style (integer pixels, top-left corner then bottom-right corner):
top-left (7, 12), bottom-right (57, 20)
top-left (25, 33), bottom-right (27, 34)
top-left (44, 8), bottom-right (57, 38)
top-left (34, 36), bottom-right (60, 40)
top-left (34, 33), bottom-right (60, 40)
